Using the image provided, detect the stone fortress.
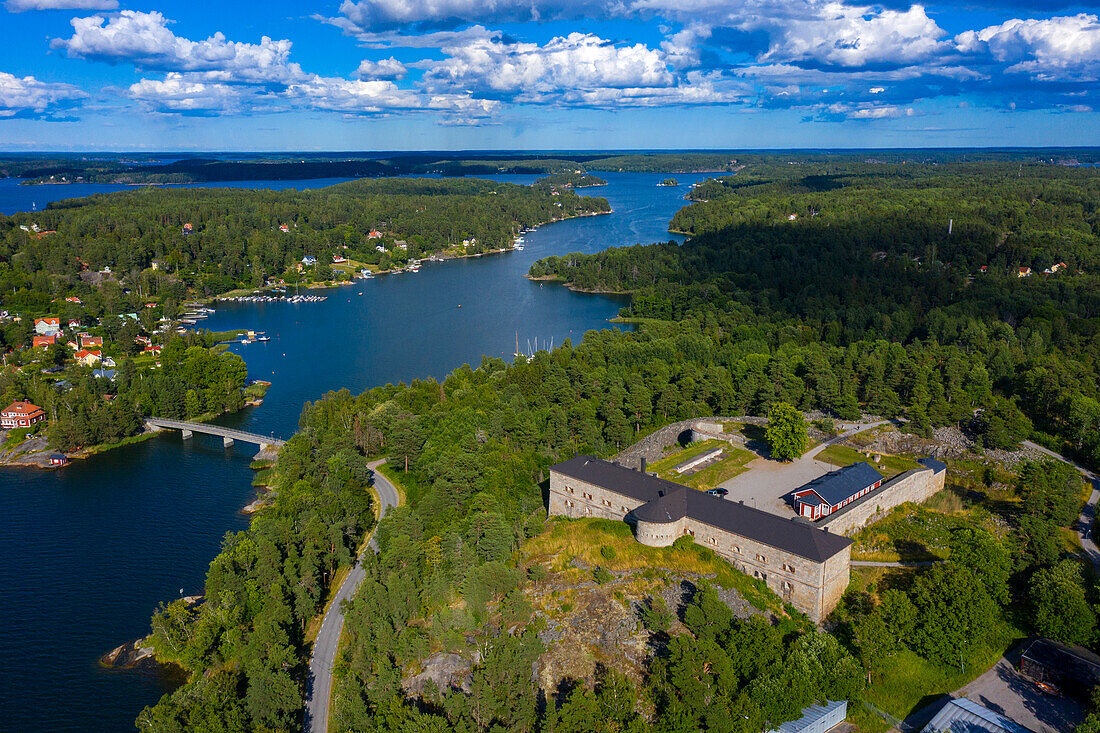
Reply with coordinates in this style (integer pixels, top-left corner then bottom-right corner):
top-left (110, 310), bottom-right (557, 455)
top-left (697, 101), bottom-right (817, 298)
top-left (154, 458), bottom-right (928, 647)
top-left (548, 453), bottom-right (946, 622)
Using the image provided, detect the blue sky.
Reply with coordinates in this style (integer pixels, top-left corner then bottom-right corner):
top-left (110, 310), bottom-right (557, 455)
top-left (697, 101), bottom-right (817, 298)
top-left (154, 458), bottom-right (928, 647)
top-left (0, 0), bottom-right (1098, 150)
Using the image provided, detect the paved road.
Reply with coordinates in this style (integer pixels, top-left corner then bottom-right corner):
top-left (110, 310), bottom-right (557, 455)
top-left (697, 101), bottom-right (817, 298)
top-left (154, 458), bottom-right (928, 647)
top-left (718, 420), bottom-right (894, 516)
top-left (1022, 440), bottom-right (1100, 570)
top-left (304, 459), bottom-right (400, 733)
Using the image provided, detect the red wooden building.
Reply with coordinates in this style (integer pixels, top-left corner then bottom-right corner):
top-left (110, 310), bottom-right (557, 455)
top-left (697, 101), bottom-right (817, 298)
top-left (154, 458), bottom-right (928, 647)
top-left (793, 462), bottom-right (883, 520)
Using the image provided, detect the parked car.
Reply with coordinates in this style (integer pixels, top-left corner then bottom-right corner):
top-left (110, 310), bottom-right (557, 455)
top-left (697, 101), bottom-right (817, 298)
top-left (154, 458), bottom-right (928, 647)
top-left (706, 488), bottom-right (729, 497)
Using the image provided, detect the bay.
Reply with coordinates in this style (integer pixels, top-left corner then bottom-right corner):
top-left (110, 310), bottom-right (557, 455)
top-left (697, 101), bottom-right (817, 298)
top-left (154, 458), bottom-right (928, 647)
top-left (0, 171), bottom-right (703, 730)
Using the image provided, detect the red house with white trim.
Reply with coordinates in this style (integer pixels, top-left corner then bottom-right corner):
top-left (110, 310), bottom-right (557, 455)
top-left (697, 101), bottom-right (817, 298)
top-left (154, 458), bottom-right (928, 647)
top-left (793, 462), bottom-right (884, 520)
top-left (1, 401), bottom-right (46, 430)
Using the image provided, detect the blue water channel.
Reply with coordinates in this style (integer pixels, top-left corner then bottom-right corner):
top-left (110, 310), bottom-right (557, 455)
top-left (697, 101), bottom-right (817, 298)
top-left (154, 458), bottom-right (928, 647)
top-left (0, 171), bottom-right (706, 730)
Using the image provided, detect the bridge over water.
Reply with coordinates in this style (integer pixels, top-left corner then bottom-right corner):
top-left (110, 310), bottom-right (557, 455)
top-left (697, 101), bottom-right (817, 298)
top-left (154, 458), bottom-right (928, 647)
top-left (145, 417), bottom-right (287, 451)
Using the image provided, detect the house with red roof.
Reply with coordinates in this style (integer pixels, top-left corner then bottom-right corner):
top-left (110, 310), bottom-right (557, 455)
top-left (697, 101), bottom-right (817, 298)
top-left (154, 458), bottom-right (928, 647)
top-left (32, 334), bottom-right (57, 349)
top-left (1, 400), bottom-right (45, 429)
top-left (74, 349), bottom-right (102, 367)
top-left (34, 317), bottom-right (61, 336)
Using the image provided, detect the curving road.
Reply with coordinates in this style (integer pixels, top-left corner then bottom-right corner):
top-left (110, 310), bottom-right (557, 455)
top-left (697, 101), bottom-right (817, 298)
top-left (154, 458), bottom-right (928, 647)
top-left (304, 459), bottom-right (400, 733)
top-left (1022, 440), bottom-right (1100, 570)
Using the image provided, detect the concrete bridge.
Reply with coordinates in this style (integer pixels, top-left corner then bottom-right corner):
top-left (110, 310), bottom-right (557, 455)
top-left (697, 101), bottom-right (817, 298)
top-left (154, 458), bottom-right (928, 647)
top-left (145, 417), bottom-right (287, 450)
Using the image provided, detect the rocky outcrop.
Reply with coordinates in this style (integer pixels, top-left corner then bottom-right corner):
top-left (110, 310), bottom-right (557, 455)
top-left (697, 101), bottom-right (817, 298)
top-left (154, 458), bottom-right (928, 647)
top-left (404, 651), bottom-right (480, 696)
top-left (99, 638), bottom-right (157, 670)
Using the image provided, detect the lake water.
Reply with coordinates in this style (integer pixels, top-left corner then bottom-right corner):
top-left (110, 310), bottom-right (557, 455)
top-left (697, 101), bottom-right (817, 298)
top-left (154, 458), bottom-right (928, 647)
top-left (0, 171), bottom-right (704, 730)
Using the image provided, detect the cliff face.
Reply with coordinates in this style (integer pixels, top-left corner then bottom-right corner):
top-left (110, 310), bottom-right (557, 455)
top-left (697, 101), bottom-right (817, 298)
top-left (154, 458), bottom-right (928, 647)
top-left (526, 560), bottom-right (763, 697)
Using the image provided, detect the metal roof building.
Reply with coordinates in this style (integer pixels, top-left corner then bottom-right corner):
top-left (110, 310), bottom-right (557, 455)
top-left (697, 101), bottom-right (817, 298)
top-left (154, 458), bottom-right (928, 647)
top-left (793, 462), bottom-right (884, 520)
top-left (766, 700), bottom-right (847, 733)
top-left (922, 698), bottom-right (1031, 733)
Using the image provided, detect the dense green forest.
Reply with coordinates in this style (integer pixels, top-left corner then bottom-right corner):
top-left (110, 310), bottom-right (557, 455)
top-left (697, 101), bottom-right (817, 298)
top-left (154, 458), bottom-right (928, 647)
top-left (531, 162), bottom-right (1100, 466)
top-left (5, 150), bottom-right (1096, 186)
top-left (0, 178), bottom-right (609, 304)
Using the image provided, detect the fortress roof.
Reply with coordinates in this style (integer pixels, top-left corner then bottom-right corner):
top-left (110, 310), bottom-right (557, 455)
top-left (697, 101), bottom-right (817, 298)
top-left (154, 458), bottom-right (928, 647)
top-left (552, 455), bottom-right (852, 563)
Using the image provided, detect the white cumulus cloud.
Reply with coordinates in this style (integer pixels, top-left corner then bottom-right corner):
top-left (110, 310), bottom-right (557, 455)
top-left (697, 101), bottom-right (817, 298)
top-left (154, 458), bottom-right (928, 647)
top-left (0, 71), bottom-right (85, 118)
top-left (52, 10), bottom-right (307, 84)
top-left (356, 56), bottom-right (408, 79)
top-left (956, 13), bottom-right (1100, 82)
top-left (422, 33), bottom-right (673, 97)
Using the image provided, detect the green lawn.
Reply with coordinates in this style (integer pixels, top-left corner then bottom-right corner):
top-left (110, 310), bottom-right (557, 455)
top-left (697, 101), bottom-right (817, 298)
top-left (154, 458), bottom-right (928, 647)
top-left (523, 517), bottom-right (798, 620)
top-left (851, 503), bottom-right (974, 562)
top-left (816, 444), bottom-right (919, 478)
top-left (646, 439), bottom-right (756, 490)
top-left (863, 618), bottom-right (1022, 723)
top-left (1, 426), bottom-right (33, 451)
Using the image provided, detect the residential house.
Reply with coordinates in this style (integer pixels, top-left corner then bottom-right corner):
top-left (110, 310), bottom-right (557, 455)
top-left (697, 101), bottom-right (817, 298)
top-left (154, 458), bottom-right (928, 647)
top-left (80, 335), bottom-right (103, 349)
top-left (279, 224), bottom-right (290, 233)
top-left (979, 265), bottom-right (989, 274)
top-left (182, 223), bottom-right (193, 234)
top-left (49, 454), bottom-right (68, 467)
top-left (74, 349), bottom-right (102, 367)
top-left (301, 255), bottom-right (317, 266)
top-left (368, 229), bottom-right (382, 239)
top-left (1051, 262), bottom-right (1066, 273)
top-left (333, 255), bottom-right (348, 264)
top-left (1018, 267), bottom-right (1032, 277)
top-left (32, 334), bottom-right (57, 349)
top-left (67, 319), bottom-right (80, 329)
top-left (1, 400), bottom-right (46, 429)
top-left (34, 317), bottom-right (61, 336)
top-left (394, 240), bottom-right (407, 250)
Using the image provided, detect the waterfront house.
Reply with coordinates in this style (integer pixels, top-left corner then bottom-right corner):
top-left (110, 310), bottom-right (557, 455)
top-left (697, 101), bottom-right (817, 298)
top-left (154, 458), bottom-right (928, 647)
top-left (1, 400), bottom-right (46, 429)
top-left (333, 255), bottom-right (348, 264)
top-left (35, 317), bottom-right (61, 336)
top-left (74, 349), bottom-right (102, 367)
top-left (49, 454), bottom-right (68, 466)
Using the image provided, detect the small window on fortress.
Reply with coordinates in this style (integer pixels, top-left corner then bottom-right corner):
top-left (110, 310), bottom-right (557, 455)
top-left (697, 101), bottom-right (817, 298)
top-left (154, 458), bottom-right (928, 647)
top-left (757, 554), bottom-right (767, 563)
top-left (709, 537), bottom-right (717, 545)
top-left (602, 499), bottom-right (611, 507)
top-left (783, 563), bottom-right (795, 574)
top-left (734, 546), bottom-right (742, 554)
top-left (566, 486), bottom-right (574, 494)
top-left (782, 581), bottom-right (792, 591)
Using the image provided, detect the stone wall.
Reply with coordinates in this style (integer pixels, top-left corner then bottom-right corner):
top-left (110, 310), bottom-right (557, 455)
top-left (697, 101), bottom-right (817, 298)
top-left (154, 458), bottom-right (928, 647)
top-left (820, 465), bottom-right (946, 536)
top-left (548, 470), bottom-right (645, 523)
top-left (614, 416), bottom-right (759, 470)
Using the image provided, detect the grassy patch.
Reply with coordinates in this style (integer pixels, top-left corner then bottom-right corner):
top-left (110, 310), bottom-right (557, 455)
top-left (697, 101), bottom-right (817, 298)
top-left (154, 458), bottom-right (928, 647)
top-left (1, 426), bottom-right (33, 451)
top-left (522, 517), bottom-right (792, 619)
top-left (243, 381), bottom-right (270, 401)
top-left (816, 444), bottom-right (919, 478)
top-left (80, 430), bottom-right (158, 456)
top-left (864, 617), bottom-right (1022, 721)
top-left (851, 503), bottom-right (976, 562)
top-left (648, 439), bottom-right (730, 478)
top-left (680, 447), bottom-right (756, 491)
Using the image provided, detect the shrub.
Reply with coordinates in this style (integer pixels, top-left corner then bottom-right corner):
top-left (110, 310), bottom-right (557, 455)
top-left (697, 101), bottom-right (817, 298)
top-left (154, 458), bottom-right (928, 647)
top-left (600, 545), bottom-right (617, 562)
top-left (593, 566), bottom-right (614, 585)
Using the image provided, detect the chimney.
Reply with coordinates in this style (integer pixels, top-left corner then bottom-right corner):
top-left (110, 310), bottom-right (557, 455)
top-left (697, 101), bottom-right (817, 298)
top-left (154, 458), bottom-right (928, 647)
top-left (640, 457), bottom-right (646, 473)
top-left (822, 526), bottom-right (829, 533)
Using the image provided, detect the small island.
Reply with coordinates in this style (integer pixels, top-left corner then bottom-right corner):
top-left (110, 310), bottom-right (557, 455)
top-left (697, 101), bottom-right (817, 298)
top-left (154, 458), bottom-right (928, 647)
top-left (533, 172), bottom-right (608, 189)
top-left (657, 178), bottom-right (680, 186)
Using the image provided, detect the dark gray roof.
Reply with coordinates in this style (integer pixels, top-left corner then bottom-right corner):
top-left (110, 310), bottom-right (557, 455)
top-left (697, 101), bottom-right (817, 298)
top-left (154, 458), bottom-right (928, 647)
top-left (1022, 638), bottom-right (1100, 685)
top-left (918, 457), bottom-right (947, 474)
top-left (796, 462), bottom-right (882, 507)
top-left (551, 455), bottom-right (852, 563)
